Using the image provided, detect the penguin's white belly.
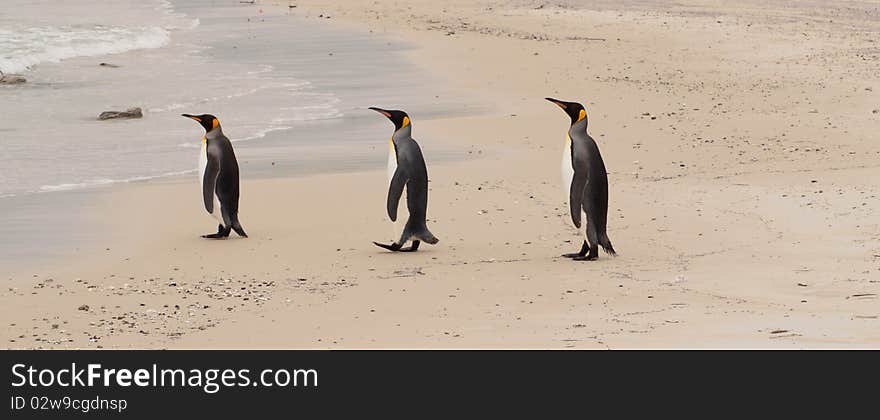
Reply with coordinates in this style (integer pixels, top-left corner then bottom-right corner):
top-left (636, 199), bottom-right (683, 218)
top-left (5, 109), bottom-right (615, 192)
top-left (561, 140), bottom-right (574, 201)
top-left (386, 141), bottom-right (397, 185)
top-left (199, 143), bottom-right (223, 224)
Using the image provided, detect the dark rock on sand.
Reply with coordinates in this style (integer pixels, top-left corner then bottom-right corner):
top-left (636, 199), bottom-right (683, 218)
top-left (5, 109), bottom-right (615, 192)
top-left (98, 107), bottom-right (143, 120)
top-left (0, 74), bottom-right (27, 84)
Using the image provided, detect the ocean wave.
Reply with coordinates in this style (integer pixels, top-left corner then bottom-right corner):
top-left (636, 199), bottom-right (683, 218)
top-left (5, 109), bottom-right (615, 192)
top-left (0, 25), bottom-right (171, 74)
top-left (170, 18), bottom-right (201, 31)
top-left (174, 122), bottom-right (319, 149)
top-left (277, 95), bottom-right (345, 121)
top-left (148, 83), bottom-right (306, 113)
top-left (174, 94), bottom-right (344, 149)
top-left (177, 126), bottom-right (295, 147)
top-left (247, 64), bottom-right (275, 75)
top-left (37, 169), bottom-right (196, 194)
top-left (151, 0), bottom-right (200, 30)
top-left (237, 126), bottom-right (295, 142)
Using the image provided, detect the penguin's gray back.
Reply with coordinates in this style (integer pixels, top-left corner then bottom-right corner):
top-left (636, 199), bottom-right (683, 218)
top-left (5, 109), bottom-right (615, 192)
top-left (200, 131), bottom-right (241, 216)
top-left (568, 122), bottom-right (609, 230)
top-left (213, 133), bottom-right (240, 209)
top-left (392, 130), bottom-right (429, 219)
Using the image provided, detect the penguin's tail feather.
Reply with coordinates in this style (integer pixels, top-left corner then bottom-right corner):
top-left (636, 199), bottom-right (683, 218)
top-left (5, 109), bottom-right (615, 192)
top-left (230, 214), bottom-right (248, 238)
top-left (598, 232), bottom-right (616, 256)
top-left (414, 224), bottom-right (439, 245)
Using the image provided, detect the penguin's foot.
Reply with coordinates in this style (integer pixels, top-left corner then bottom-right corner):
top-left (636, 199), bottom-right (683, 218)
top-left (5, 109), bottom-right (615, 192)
top-left (373, 240), bottom-right (421, 252)
top-left (201, 233), bottom-right (227, 239)
top-left (572, 255), bottom-right (598, 261)
top-left (202, 224), bottom-right (230, 239)
top-left (373, 241), bottom-right (402, 252)
top-left (562, 241), bottom-right (589, 258)
top-left (399, 240), bottom-right (421, 252)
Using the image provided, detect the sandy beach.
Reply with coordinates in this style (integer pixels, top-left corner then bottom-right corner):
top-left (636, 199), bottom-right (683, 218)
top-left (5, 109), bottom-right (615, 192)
top-left (2, 0), bottom-right (879, 349)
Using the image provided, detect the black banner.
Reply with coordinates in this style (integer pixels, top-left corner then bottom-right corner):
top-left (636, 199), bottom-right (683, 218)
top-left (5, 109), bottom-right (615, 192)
top-left (2, 350), bottom-right (875, 418)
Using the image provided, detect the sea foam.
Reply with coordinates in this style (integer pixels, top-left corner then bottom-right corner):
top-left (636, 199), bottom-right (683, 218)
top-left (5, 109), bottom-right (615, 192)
top-left (0, 25), bottom-right (170, 74)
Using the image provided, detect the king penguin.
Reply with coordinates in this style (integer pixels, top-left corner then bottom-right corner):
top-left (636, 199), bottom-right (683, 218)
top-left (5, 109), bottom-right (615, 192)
top-left (369, 107), bottom-right (439, 252)
top-left (545, 98), bottom-right (616, 260)
top-left (182, 113), bottom-right (247, 239)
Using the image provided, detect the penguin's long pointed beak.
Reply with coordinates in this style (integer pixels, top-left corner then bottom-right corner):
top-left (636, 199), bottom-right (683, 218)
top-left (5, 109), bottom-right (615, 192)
top-left (181, 114), bottom-right (201, 122)
top-left (368, 107), bottom-right (392, 118)
top-left (545, 97), bottom-right (567, 110)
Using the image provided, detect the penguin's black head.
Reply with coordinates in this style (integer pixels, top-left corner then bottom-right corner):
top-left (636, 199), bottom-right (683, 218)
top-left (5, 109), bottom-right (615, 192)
top-left (182, 113), bottom-right (220, 132)
top-left (545, 98), bottom-right (587, 126)
top-left (369, 107), bottom-right (411, 131)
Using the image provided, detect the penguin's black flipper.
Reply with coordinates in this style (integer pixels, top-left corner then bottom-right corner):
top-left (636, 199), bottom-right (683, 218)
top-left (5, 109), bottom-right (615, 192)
top-left (387, 167), bottom-right (409, 222)
top-left (568, 167), bottom-right (588, 229)
top-left (373, 241), bottom-right (402, 251)
top-left (202, 152), bottom-right (220, 213)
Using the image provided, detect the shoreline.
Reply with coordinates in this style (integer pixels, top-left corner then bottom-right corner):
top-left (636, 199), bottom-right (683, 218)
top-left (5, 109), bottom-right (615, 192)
top-left (0, 0), bottom-right (475, 276)
top-left (3, 0), bottom-right (879, 349)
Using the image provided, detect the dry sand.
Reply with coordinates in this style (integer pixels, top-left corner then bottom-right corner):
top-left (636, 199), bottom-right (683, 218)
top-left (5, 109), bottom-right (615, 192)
top-left (3, 0), bottom-right (880, 348)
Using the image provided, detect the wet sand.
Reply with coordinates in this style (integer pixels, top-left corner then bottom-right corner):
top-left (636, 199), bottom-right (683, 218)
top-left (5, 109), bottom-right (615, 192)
top-left (0, 0), bottom-right (468, 270)
top-left (2, 0), bottom-right (879, 349)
